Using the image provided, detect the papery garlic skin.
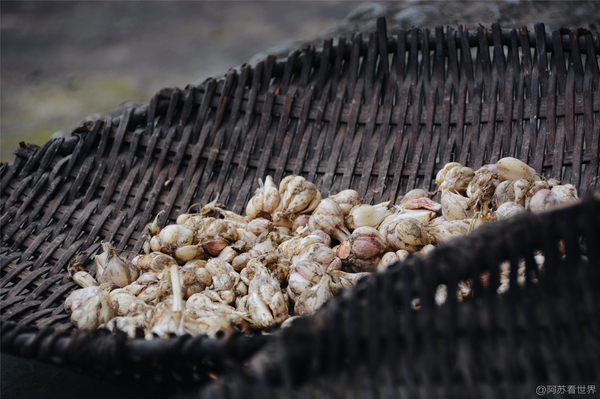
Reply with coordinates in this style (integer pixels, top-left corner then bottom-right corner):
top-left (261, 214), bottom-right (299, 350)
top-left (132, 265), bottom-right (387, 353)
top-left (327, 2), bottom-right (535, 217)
top-left (439, 166), bottom-right (475, 195)
top-left (70, 283), bottom-right (115, 330)
top-left (95, 243), bottom-right (140, 288)
top-left (277, 176), bottom-right (320, 216)
top-left (345, 227), bottom-right (388, 260)
top-left (345, 201), bottom-right (392, 230)
top-left (495, 202), bottom-right (525, 220)
top-left (390, 218), bottom-right (431, 247)
top-left (246, 176), bottom-right (280, 220)
top-left (493, 180), bottom-right (516, 208)
top-left (308, 199), bottom-right (351, 242)
top-left (551, 184), bottom-right (578, 204)
top-left (423, 220), bottom-right (470, 243)
top-left (65, 286), bottom-right (99, 313)
top-left (157, 225), bottom-right (194, 252)
top-left (441, 190), bottom-right (475, 221)
top-left (528, 189), bottom-right (560, 213)
top-left (399, 189), bottom-right (433, 205)
top-left (377, 252), bottom-right (400, 271)
top-left (329, 190), bottom-right (362, 215)
top-left (435, 162), bottom-right (462, 187)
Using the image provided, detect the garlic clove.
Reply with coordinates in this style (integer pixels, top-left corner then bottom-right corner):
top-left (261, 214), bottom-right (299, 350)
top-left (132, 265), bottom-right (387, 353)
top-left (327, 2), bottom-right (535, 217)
top-left (246, 218), bottom-right (273, 237)
top-left (72, 271), bottom-right (99, 288)
top-left (396, 249), bottom-right (410, 262)
top-left (348, 227), bottom-right (388, 260)
top-left (438, 166), bottom-right (474, 195)
top-left (496, 157), bottom-right (537, 181)
top-left (95, 242), bottom-right (140, 288)
top-left (174, 245), bottom-right (204, 263)
top-left (65, 286), bottom-right (99, 313)
top-left (435, 162), bottom-right (462, 187)
top-left (158, 225), bottom-right (195, 252)
top-left (202, 237), bottom-right (230, 256)
top-left (551, 184), bottom-right (578, 204)
top-left (495, 202), bottom-right (525, 220)
top-left (232, 253), bottom-right (253, 272)
top-left (377, 252), bottom-right (400, 271)
top-left (528, 189), bottom-right (560, 212)
top-left (441, 189), bottom-right (474, 221)
top-left (308, 199), bottom-right (351, 242)
top-left (329, 190), bottom-right (362, 216)
top-left (217, 246), bottom-right (238, 264)
top-left (345, 201), bottom-right (392, 230)
top-left (493, 180), bottom-right (516, 208)
top-left (418, 244), bottom-right (436, 257)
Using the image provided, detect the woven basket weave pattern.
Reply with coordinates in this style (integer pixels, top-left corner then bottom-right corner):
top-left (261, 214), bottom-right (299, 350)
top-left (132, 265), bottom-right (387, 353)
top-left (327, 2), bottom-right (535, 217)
top-left (1, 19), bottom-right (599, 393)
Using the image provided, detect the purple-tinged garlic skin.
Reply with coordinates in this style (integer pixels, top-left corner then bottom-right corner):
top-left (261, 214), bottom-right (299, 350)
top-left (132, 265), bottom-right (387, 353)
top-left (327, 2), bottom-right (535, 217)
top-left (308, 199), bottom-right (351, 242)
top-left (402, 198), bottom-right (442, 212)
top-left (346, 227), bottom-right (388, 260)
top-left (399, 189), bottom-right (434, 205)
top-left (95, 242), bottom-right (140, 288)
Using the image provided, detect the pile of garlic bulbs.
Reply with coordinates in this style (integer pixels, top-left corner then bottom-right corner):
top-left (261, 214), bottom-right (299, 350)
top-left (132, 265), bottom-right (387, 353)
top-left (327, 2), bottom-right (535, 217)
top-left (65, 160), bottom-right (579, 339)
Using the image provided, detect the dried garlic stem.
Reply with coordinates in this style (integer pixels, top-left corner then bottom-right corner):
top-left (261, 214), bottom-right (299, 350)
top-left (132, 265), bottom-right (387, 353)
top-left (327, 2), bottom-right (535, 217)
top-left (169, 264), bottom-right (183, 327)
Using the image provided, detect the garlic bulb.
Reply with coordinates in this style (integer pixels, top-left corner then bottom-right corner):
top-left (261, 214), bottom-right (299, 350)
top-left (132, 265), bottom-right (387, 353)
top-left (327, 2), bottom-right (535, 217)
top-left (496, 157), bottom-right (537, 181)
top-left (246, 175), bottom-right (280, 219)
top-left (110, 289), bottom-right (152, 317)
top-left (202, 237), bottom-right (230, 256)
top-left (95, 242), bottom-right (140, 288)
top-left (294, 273), bottom-right (335, 316)
top-left (492, 180), bottom-right (515, 208)
top-left (435, 162), bottom-right (462, 187)
top-left (276, 175), bottom-right (321, 216)
top-left (71, 283), bottom-right (115, 330)
top-left (72, 271), bottom-right (99, 288)
top-left (154, 224), bottom-right (194, 254)
top-left (551, 184), bottom-right (578, 203)
top-left (337, 227), bottom-right (387, 260)
top-left (174, 245), bottom-right (204, 263)
top-left (308, 199), bottom-right (351, 242)
top-left (441, 189), bottom-right (474, 221)
top-left (528, 189), bottom-right (560, 213)
top-left (65, 286), bottom-right (99, 313)
top-left (423, 220), bottom-right (470, 243)
top-left (495, 202), bottom-right (525, 220)
top-left (389, 218), bottom-right (431, 247)
top-left (328, 189), bottom-right (362, 215)
top-left (377, 252), bottom-right (400, 271)
top-left (345, 201), bottom-right (392, 230)
top-left (292, 243), bottom-right (337, 268)
top-left (132, 252), bottom-right (178, 273)
top-left (439, 166), bottom-right (475, 195)
top-left (466, 168), bottom-right (497, 208)
top-left (217, 246), bottom-right (238, 264)
top-left (292, 214), bottom-right (310, 231)
top-left (246, 218), bottom-right (273, 237)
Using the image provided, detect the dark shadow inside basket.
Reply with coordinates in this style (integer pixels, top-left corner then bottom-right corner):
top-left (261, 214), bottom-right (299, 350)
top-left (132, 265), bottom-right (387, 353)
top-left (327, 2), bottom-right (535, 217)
top-left (1, 17), bottom-right (599, 391)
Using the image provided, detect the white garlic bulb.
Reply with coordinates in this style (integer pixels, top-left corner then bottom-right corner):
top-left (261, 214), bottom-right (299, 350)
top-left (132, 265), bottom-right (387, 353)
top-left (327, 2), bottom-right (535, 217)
top-left (95, 242), bottom-right (140, 288)
top-left (246, 175), bottom-right (280, 219)
top-left (308, 199), bottom-right (351, 242)
top-left (439, 166), bottom-right (475, 195)
top-left (441, 189), bottom-right (474, 221)
top-left (495, 202), bottom-right (525, 220)
top-left (551, 184), bottom-right (578, 203)
top-left (528, 189), bottom-right (560, 213)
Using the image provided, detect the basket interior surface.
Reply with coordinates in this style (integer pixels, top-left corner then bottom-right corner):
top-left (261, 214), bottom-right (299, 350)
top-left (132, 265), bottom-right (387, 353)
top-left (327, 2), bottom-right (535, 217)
top-left (1, 21), bottom-right (599, 335)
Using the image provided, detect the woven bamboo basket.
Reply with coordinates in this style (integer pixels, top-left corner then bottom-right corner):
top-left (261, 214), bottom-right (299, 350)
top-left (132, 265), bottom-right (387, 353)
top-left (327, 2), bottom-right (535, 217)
top-left (1, 18), bottom-right (599, 395)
